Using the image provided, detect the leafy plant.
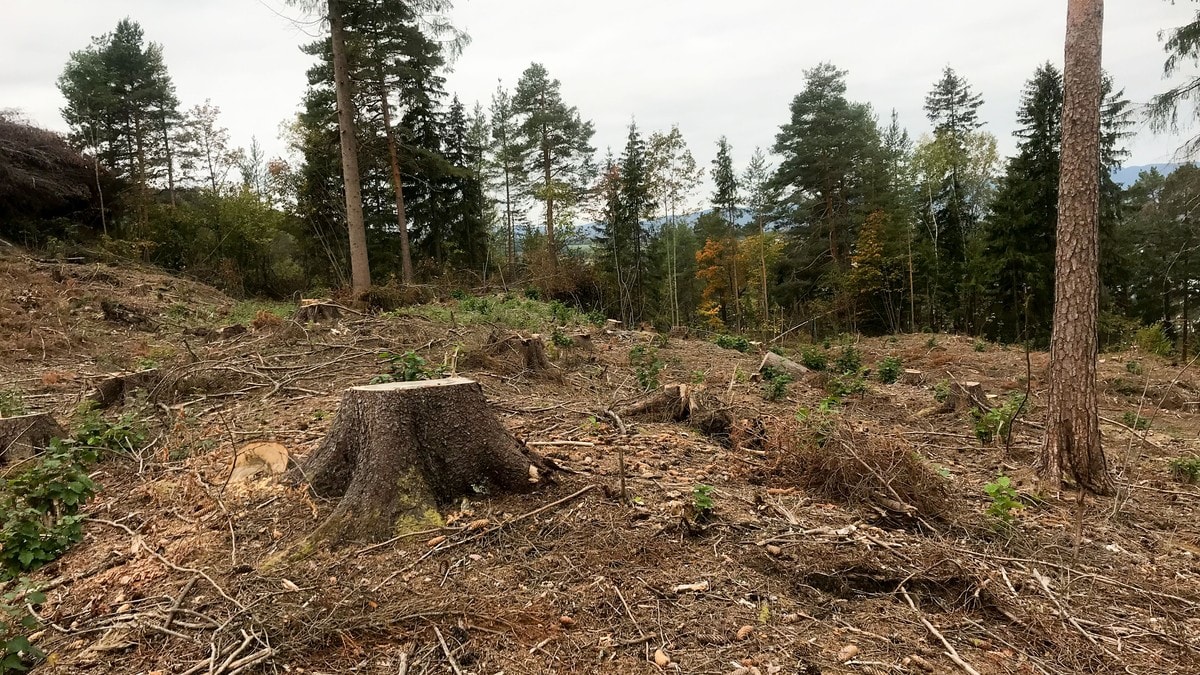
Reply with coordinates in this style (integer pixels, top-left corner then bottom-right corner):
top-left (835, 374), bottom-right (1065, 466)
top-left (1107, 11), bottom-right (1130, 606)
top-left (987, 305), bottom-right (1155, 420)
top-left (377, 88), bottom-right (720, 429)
top-left (799, 346), bottom-right (828, 371)
top-left (714, 334), bottom-right (750, 353)
top-left (691, 484), bottom-right (715, 514)
top-left (629, 346), bottom-right (664, 391)
top-left (550, 327), bottom-right (574, 348)
top-left (0, 440), bottom-right (97, 577)
top-left (833, 345), bottom-right (862, 375)
top-left (1122, 411), bottom-right (1150, 431)
top-left (373, 350), bottom-right (446, 384)
top-left (933, 379), bottom-right (951, 403)
top-left (690, 370), bottom-right (706, 385)
top-left (0, 391), bottom-right (25, 418)
top-left (984, 475), bottom-right (1023, 524)
top-left (876, 356), bottom-right (903, 384)
top-left (1126, 360), bottom-right (1144, 376)
top-left (73, 406), bottom-right (146, 455)
top-left (1135, 324), bottom-right (1173, 356)
top-left (1, 579), bottom-right (46, 672)
top-left (925, 336), bottom-right (939, 349)
top-left (971, 395), bottom-right (1026, 445)
top-left (973, 339), bottom-right (988, 353)
top-left (585, 310), bottom-right (607, 326)
top-left (827, 374), bottom-right (867, 398)
top-left (1169, 457), bottom-right (1200, 484)
top-left (760, 367), bottom-right (793, 402)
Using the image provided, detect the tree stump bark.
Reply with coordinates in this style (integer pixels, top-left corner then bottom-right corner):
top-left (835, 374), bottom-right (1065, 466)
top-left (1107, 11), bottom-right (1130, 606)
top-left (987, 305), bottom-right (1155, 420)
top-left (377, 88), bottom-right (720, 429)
top-left (0, 413), bottom-right (64, 465)
top-left (89, 369), bottom-right (162, 408)
top-left (477, 332), bottom-right (552, 374)
top-left (294, 299), bottom-right (341, 323)
top-left (293, 377), bottom-right (549, 548)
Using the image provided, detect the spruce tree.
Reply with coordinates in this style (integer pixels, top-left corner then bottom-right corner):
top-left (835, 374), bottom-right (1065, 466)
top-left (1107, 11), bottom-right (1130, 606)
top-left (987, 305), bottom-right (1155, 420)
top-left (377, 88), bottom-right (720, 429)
top-left (711, 136), bottom-right (742, 330)
top-left (618, 121), bottom-right (655, 322)
top-left (489, 85), bottom-right (526, 269)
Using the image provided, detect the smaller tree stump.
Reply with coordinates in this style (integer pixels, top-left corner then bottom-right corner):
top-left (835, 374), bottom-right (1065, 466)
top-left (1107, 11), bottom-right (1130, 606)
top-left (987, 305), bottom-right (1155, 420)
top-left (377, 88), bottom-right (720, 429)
top-left (944, 381), bottom-right (990, 413)
top-left (475, 332), bottom-right (552, 374)
top-left (0, 413), bottom-right (65, 465)
top-left (292, 377), bottom-right (550, 549)
top-left (294, 299), bottom-right (342, 323)
top-left (89, 369), bottom-right (162, 408)
top-left (618, 383), bottom-right (734, 441)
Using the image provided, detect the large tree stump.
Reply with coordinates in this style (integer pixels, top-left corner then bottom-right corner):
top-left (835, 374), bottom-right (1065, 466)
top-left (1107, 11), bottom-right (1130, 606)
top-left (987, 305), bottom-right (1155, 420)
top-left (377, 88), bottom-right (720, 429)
top-left (0, 413), bottom-right (65, 466)
top-left (294, 377), bottom-right (549, 548)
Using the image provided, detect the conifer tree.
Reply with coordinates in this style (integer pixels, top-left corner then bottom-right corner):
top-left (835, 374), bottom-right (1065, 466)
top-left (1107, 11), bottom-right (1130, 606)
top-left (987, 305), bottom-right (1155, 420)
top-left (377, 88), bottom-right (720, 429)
top-left (489, 85), bottom-right (526, 269)
top-left (618, 121), bottom-right (654, 322)
top-left (647, 126), bottom-right (703, 326)
top-left (711, 136), bottom-right (743, 330)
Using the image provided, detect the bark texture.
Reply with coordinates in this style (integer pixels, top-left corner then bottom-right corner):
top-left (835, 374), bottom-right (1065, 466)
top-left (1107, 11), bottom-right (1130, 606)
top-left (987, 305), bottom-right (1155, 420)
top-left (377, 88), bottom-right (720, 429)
top-left (0, 413), bottom-right (64, 465)
top-left (329, 0), bottom-right (372, 300)
top-left (1042, 0), bottom-right (1113, 495)
top-left (295, 378), bottom-right (548, 547)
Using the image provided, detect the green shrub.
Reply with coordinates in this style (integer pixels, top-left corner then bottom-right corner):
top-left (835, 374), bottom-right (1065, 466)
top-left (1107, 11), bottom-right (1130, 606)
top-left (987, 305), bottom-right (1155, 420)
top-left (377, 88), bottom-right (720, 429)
top-left (1122, 411), bottom-right (1150, 431)
top-left (934, 379), bottom-right (951, 403)
top-left (1, 579), bottom-right (46, 672)
top-left (833, 345), bottom-right (862, 375)
top-left (550, 327), bottom-right (574, 348)
top-left (714, 334), bottom-right (750, 353)
top-left (0, 391), bottom-right (25, 418)
top-left (629, 346), bottom-right (664, 391)
top-left (827, 373), bottom-right (867, 398)
top-left (971, 394), bottom-right (1026, 445)
top-left (691, 484), bottom-right (715, 514)
top-left (984, 475), bottom-right (1022, 524)
top-left (876, 357), bottom-right (903, 384)
top-left (760, 367), bottom-right (793, 402)
top-left (973, 339), bottom-right (988, 353)
top-left (1135, 324), bottom-right (1173, 356)
top-left (1169, 457), bottom-right (1200, 484)
top-left (799, 346), bottom-right (828, 371)
top-left (373, 350), bottom-right (446, 384)
top-left (74, 406), bottom-right (146, 455)
top-left (1126, 360), bottom-right (1144, 376)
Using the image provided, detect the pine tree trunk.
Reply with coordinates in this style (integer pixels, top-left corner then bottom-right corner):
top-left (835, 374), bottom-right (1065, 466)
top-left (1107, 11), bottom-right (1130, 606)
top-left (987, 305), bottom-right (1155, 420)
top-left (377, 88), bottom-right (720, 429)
top-left (293, 378), bottom-right (549, 549)
top-left (1041, 0), bottom-right (1113, 495)
top-left (543, 142), bottom-right (557, 272)
top-left (380, 86), bottom-right (414, 285)
top-left (329, 0), bottom-right (372, 301)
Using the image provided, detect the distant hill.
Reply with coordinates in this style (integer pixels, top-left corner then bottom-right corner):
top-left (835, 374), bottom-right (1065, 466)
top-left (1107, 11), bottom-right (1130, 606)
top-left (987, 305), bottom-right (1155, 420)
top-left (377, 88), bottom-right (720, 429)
top-left (1112, 163), bottom-right (1180, 187)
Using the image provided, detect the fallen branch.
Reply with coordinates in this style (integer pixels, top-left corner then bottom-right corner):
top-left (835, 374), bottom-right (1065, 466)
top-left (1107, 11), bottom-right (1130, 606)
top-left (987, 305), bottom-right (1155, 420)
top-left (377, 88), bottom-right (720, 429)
top-left (900, 585), bottom-right (980, 675)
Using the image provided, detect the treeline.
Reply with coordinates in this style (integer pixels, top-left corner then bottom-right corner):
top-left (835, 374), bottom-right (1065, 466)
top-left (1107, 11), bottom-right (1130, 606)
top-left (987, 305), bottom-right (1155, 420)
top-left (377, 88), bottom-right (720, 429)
top-left (10, 4), bottom-right (1200, 349)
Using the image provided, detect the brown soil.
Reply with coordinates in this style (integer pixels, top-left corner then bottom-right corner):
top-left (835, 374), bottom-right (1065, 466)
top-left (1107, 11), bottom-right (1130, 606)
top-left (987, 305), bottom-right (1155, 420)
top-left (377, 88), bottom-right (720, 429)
top-left (2, 247), bottom-right (1199, 674)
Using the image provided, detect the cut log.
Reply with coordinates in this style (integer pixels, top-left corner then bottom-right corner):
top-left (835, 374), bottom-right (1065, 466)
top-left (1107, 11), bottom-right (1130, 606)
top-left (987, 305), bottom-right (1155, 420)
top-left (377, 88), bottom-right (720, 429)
top-left (758, 352), bottom-right (810, 379)
top-left (292, 377), bottom-right (550, 548)
top-left (0, 413), bottom-right (65, 466)
top-left (294, 299), bottom-right (342, 324)
top-left (89, 369), bottom-right (162, 408)
top-left (617, 383), bottom-right (734, 442)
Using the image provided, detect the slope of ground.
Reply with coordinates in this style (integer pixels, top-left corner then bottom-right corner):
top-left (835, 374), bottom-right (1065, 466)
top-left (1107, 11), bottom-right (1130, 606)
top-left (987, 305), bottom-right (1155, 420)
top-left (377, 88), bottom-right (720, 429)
top-left (1, 249), bottom-right (1198, 674)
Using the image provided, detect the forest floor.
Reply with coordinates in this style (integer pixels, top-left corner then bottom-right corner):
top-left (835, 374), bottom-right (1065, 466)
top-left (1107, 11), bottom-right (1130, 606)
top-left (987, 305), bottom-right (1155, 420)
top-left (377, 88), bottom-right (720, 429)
top-left (2, 247), bottom-right (1199, 675)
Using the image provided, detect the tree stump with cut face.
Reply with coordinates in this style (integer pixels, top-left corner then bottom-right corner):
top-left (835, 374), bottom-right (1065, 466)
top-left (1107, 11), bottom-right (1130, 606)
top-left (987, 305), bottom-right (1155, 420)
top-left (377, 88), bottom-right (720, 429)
top-left (294, 377), bottom-right (549, 549)
top-left (0, 413), bottom-right (64, 466)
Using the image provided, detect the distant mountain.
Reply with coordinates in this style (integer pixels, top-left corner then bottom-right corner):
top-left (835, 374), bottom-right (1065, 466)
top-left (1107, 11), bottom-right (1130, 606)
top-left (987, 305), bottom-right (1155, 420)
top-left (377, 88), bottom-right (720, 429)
top-left (1112, 163), bottom-right (1180, 187)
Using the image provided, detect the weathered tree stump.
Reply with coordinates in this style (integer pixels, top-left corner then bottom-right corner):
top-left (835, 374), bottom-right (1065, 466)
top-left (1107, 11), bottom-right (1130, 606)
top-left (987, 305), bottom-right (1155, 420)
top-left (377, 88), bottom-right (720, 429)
top-left (293, 299), bottom-right (342, 323)
top-left (293, 377), bottom-right (549, 548)
top-left (944, 381), bottom-right (990, 413)
top-left (0, 413), bottom-right (64, 465)
top-left (476, 332), bottom-right (552, 374)
top-left (618, 383), bottom-right (734, 441)
top-left (89, 369), bottom-right (162, 408)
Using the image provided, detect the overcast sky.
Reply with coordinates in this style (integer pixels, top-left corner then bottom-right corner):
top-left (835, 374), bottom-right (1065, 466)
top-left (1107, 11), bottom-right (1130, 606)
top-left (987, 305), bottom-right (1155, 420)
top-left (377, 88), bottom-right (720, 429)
top-left (5, 0), bottom-right (1199, 192)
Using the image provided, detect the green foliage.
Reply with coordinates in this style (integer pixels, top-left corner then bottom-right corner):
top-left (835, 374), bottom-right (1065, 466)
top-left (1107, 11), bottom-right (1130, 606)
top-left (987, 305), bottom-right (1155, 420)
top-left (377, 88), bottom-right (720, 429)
top-left (984, 475), bottom-right (1023, 524)
top-left (548, 301), bottom-right (575, 325)
top-left (0, 440), bottom-right (97, 578)
top-left (714, 334), bottom-right (750, 352)
top-left (973, 339), bottom-right (988, 353)
top-left (73, 406), bottom-right (146, 455)
top-left (799, 346), bottom-right (828, 371)
top-left (876, 356), bottom-right (903, 384)
top-left (0, 391), bottom-right (25, 418)
top-left (373, 351), bottom-right (446, 384)
top-left (1136, 325), bottom-right (1173, 356)
top-left (550, 327), bottom-right (574, 348)
top-left (925, 336), bottom-right (939, 349)
top-left (690, 370), bottom-right (706, 385)
top-left (934, 379), bottom-right (951, 403)
top-left (971, 395), bottom-right (1026, 445)
top-left (1169, 457), bottom-right (1200, 484)
top-left (1126, 360), bottom-right (1144, 376)
top-left (228, 300), bottom-right (293, 327)
top-left (691, 484), bottom-right (715, 514)
top-left (629, 346), bottom-right (664, 392)
top-left (833, 345), bottom-right (862, 375)
top-left (827, 373), bottom-right (867, 399)
top-left (0, 579), bottom-right (46, 672)
top-left (760, 367), bottom-right (793, 402)
top-left (1122, 411), bottom-right (1150, 431)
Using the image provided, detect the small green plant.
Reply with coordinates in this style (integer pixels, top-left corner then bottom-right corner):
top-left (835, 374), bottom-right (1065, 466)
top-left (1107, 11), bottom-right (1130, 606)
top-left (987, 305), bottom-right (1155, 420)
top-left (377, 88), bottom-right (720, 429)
top-left (0, 391), bottom-right (25, 418)
top-left (833, 345), bottom-right (862, 375)
top-left (581, 416), bottom-right (601, 433)
top-left (1135, 324), bottom-right (1173, 356)
top-left (1125, 360), bottom-right (1144, 376)
top-left (73, 406), bottom-right (146, 455)
top-left (973, 339), bottom-right (988, 353)
top-left (1169, 457), bottom-right (1200, 484)
top-left (984, 475), bottom-right (1023, 524)
top-left (933, 379), bottom-right (951, 403)
top-left (548, 300), bottom-right (574, 325)
top-left (585, 310), bottom-right (606, 326)
top-left (876, 356), bottom-right (903, 384)
top-left (690, 370), bottom-right (706, 385)
top-left (550, 327), bottom-right (574, 348)
top-left (1, 578), bottom-right (46, 671)
top-left (714, 334), bottom-right (751, 353)
top-left (971, 395), bottom-right (1026, 445)
top-left (760, 367), bottom-right (793, 402)
top-left (827, 373), bottom-right (867, 398)
top-left (1121, 411), bottom-right (1150, 431)
top-left (373, 350), bottom-right (447, 384)
top-left (925, 336), bottom-right (939, 349)
top-left (691, 484), bottom-right (715, 514)
top-left (629, 346), bottom-right (664, 391)
top-left (799, 346), bottom-right (828, 371)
